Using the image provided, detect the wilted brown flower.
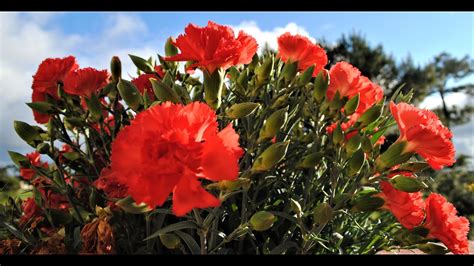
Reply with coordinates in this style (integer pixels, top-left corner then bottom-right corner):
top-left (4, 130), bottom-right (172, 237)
top-left (80, 216), bottom-right (115, 254)
top-left (0, 239), bottom-right (22, 254)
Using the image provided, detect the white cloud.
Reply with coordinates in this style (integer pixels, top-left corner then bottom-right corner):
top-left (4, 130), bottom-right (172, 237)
top-left (0, 12), bottom-right (161, 165)
top-left (419, 92), bottom-right (471, 110)
top-left (232, 21), bottom-right (316, 53)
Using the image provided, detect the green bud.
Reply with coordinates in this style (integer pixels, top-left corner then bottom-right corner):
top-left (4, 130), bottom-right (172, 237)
top-left (117, 79), bottom-right (143, 111)
top-left (352, 196), bottom-right (384, 212)
top-left (333, 193), bottom-right (352, 207)
top-left (329, 91), bottom-right (345, 111)
top-left (398, 162), bottom-right (429, 172)
top-left (375, 141), bottom-right (413, 172)
top-left (164, 37), bottom-right (178, 57)
top-left (159, 233), bottom-right (181, 249)
top-left (298, 65), bottom-right (315, 86)
top-left (150, 78), bottom-right (181, 103)
top-left (313, 202), bottom-right (333, 225)
top-left (116, 196), bottom-right (151, 214)
top-left (347, 149), bottom-right (365, 176)
top-left (36, 143), bottom-right (50, 154)
top-left (361, 135), bottom-right (373, 153)
top-left (255, 55), bottom-right (274, 86)
top-left (226, 102), bottom-right (260, 119)
top-left (332, 124), bottom-right (343, 145)
top-left (344, 94), bottom-right (360, 115)
top-left (64, 117), bottom-right (87, 128)
top-left (8, 151), bottom-right (28, 167)
top-left (270, 94), bottom-right (289, 110)
top-left (62, 151), bottom-right (80, 161)
top-left (248, 53), bottom-right (259, 71)
top-left (357, 104), bottom-right (383, 128)
top-left (389, 175), bottom-right (428, 193)
top-left (250, 211), bottom-right (276, 231)
top-left (313, 70), bottom-right (329, 102)
top-left (417, 242), bottom-right (448, 255)
top-left (297, 152), bottom-right (322, 168)
top-left (203, 69), bottom-right (224, 109)
top-left (26, 102), bottom-right (55, 114)
top-left (345, 133), bottom-right (362, 154)
top-left (85, 93), bottom-right (103, 121)
top-left (110, 56), bottom-right (122, 83)
top-left (258, 107), bottom-right (288, 142)
top-left (129, 54), bottom-right (155, 74)
top-left (280, 61), bottom-right (298, 82)
top-left (252, 141), bottom-right (290, 172)
top-left (237, 68), bottom-right (250, 90)
top-left (14, 120), bottom-right (41, 147)
top-left (289, 199), bottom-right (302, 216)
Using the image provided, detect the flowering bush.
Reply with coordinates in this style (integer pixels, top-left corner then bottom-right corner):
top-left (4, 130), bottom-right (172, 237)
top-left (1, 21), bottom-right (470, 255)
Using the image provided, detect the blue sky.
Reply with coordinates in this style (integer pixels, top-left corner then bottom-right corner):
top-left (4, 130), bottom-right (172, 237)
top-left (0, 12), bottom-right (473, 166)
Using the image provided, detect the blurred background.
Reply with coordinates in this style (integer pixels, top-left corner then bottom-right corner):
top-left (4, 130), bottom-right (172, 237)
top-left (0, 12), bottom-right (473, 237)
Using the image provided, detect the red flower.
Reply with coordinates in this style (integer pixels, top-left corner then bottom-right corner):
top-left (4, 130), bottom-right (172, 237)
top-left (326, 62), bottom-right (383, 114)
top-left (20, 152), bottom-right (49, 180)
top-left (377, 172), bottom-right (425, 230)
top-left (165, 21), bottom-right (258, 74)
top-left (19, 198), bottom-right (43, 228)
top-left (109, 102), bottom-right (243, 216)
top-left (423, 193), bottom-right (470, 254)
top-left (131, 74), bottom-right (158, 101)
top-left (277, 32), bottom-right (328, 77)
top-left (31, 56), bottom-right (79, 123)
top-left (389, 101), bottom-right (455, 170)
top-left (92, 115), bottom-right (115, 135)
top-left (154, 65), bottom-right (165, 78)
top-left (63, 67), bottom-right (109, 97)
top-left (94, 167), bottom-right (128, 200)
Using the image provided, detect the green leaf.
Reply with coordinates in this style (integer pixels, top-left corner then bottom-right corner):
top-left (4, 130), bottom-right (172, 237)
top-left (144, 221), bottom-right (199, 241)
top-left (117, 79), bottom-right (143, 111)
top-left (150, 78), bottom-right (181, 103)
top-left (116, 196), bottom-right (151, 214)
top-left (174, 231), bottom-right (201, 254)
top-left (26, 102), bottom-right (55, 114)
top-left (8, 151), bottom-right (28, 167)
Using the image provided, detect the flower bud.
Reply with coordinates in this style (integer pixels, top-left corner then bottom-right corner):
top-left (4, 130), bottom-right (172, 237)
top-left (375, 141), bottom-right (413, 172)
top-left (297, 152), bottom-right (322, 169)
top-left (332, 123), bottom-right (343, 145)
top-left (313, 69), bottom-right (329, 102)
top-left (226, 102), bottom-right (260, 119)
top-left (14, 120), bottom-right (41, 147)
top-left (203, 69), bottom-right (224, 109)
top-left (237, 68), bottom-right (250, 90)
top-left (389, 175), bottom-right (428, 193)
top-left (313, 202), bottom-right (333, 225)
top-left (297, 65), bottom-right (315, 86)
top-left (252, 141), bottom-right (290, 172)
top-left (159, 233), bottom-right (181, 249)
top-left (255, 55), bottom-right (274, 87)
top-left (329, 91), bottom-right (345, 111)
top-left (352, 196), bottom-right (384, 212)
top-left (164, 37), bottom-right (178, 57)
top-left (129, 54), bottom-right (154, 74)
top-left (357, 104), bottom-right (383, 128)
top-left (150, 78), bottom-right (180, 103)
top-left (280, 61), bottom-right (298, 82)
top-left (110, 56), bottom-right (122, 83)
top-left (85, 94), bottom-right (103, 121)
top-left (347, 149), bottom-right (365, 176)
top-left (250, 211), bottom-right (276, 231)
top-left (344, 93), bottom-right (360, 116)
top-left (345, 133), bottom-right (362, 154)
top-left (270, 94), bottom-right (289, 110)
top-left (417, 242), bottom-right (448, 255)
top-left (290, 199), bottom-right (302, 216)
top-left (36, 143), bottom-right (50, 154)
top-left (117, 79), bottom-right (143, 111)
top-left (258, 107), bottom-right (288, 142)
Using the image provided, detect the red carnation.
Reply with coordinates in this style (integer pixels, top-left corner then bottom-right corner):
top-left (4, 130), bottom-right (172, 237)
top-left (423, 193), bottom-right (470, 254)
top-left (109, 102), bottom-right (243, 216)
top-left (389, 102), bottom-right (455, 170)
top-left (19, 198), bottom-right (43, 228)
top-left (326, 62), bottom-right (383, 114)
top-left (94, 167), bottom-right (128, 200)
top-left (63, 67), bottom-right (109, 98)
top-left (20, 151), bottom-right (49, 180)
top-left (376, 172), bottom-right (425, 230)
top-left (131, 74), bottom-right (158, 101)
top-left (165, 21), bottom-right (258, 74)
top-left (31, 56), bottom-right (79, 123)
top-left (277, 32), bottom-right (328, 77)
